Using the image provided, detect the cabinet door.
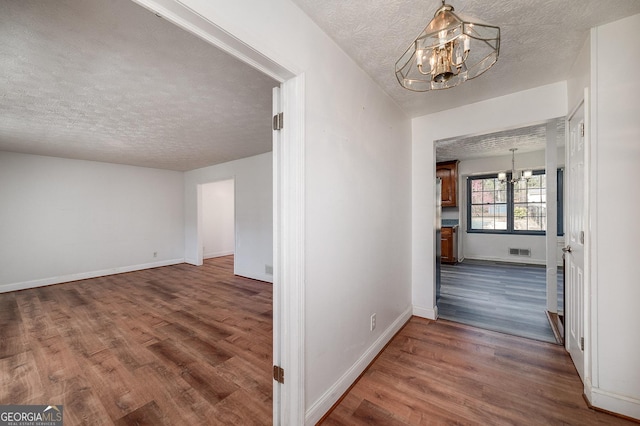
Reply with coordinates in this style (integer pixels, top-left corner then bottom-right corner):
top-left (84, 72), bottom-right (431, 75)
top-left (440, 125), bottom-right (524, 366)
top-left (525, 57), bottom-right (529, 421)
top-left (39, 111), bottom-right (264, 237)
top-left (441, 227), bottom-right (452, 263)
top-left (441, 236), bottom-right (452, 262)
top-left (436, 161), bottom-right (458, 207)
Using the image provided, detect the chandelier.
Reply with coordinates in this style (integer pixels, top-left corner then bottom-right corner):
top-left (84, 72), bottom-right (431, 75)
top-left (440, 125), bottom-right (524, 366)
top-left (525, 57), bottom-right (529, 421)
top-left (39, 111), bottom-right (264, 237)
top-left (395, 0), bottom-right (500, 92)
top-left (498, 148), bottom-right (532, 184)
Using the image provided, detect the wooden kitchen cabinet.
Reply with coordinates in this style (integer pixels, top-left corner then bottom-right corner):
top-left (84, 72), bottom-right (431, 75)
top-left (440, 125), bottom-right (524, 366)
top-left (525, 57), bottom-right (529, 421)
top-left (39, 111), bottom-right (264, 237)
top-left (441, 226), bottom-right (457, 264)
top-left (436, 160), bottom-right (459, 207)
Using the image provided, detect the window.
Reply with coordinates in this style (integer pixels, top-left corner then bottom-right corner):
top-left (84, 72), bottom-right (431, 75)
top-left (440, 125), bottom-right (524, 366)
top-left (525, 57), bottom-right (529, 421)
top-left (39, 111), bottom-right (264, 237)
top-left (467, 170), bottom-right (563, 235)
top-left (513, 174), bottom-right (546, 231)
top-left (469, 176), bottom-right (507, 230)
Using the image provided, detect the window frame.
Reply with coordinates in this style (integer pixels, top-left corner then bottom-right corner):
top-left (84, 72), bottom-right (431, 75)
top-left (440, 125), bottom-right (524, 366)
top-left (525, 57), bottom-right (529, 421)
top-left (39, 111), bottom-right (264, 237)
top-left (466, 169), bottom-right (564, 236)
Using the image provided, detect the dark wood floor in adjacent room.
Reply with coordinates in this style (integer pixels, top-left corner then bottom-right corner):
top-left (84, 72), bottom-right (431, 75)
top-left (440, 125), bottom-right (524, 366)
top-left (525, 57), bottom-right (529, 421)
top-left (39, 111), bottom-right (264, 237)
top-left (321, 318), bottom-right (635, 425)
top-left (0, 256), bottom-right (273, 425)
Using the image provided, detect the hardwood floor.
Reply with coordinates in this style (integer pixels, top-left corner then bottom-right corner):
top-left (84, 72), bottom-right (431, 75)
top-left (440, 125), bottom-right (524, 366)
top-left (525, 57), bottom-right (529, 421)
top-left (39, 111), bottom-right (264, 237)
top-left (0, 256), bottom-right (272, 425)
top-left (321, 317), bottom-right (635, 425)
top-left (439, 260), bottom-right (563, 343)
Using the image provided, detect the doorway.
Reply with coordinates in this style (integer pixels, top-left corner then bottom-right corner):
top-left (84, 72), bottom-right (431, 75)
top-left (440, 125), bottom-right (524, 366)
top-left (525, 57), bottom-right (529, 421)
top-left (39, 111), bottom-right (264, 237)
top-left (202, 179), bottom-right (235, 261)
top-left (435, 119), bottom-right (565, 343)
top-left (131, 1), bottom-right (306, 422)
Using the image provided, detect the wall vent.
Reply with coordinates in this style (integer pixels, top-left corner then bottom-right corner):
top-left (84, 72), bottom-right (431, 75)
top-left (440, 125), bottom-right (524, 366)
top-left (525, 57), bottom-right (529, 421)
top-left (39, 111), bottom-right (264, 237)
top-left (509, 248), bottom-right (531, 257)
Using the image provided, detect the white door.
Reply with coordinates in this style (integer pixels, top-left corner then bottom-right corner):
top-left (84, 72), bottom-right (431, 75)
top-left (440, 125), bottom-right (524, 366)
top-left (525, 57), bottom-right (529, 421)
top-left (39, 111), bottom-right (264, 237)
top-left (565, 100), bottom-right (586, 381)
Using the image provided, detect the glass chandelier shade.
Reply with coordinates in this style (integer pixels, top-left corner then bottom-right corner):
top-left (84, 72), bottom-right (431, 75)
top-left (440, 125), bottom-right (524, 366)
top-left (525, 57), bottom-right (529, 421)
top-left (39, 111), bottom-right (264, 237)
top-left (498, 148), bottom-right (532, 184)
top-left (395, 1), bottom-right (500, 92)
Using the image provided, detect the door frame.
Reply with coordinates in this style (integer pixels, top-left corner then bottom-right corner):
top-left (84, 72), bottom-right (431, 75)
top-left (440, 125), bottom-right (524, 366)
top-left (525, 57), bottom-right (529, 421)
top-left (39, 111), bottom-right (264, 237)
top-left (197, 178), bottom-right (236, 265)
top-left (130, 1), bottom-right (306, 423)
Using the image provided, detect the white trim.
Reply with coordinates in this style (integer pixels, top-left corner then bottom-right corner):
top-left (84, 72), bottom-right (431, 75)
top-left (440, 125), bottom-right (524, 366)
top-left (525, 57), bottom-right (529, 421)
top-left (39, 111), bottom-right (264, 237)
top-left (463, 255), bottom-right (547, 266)
top-left (272, 85), bottom-right (283, 422)
top-left (203, 250), bottom-right (234, 259)
top-left (235, 270), bottom-right (273, 284)
top-left (413, 304), bottom-right (439, 320)
top-left (304, 306), bottom-right (413, 425)
top-left (588, 27), bottom-right (599, 393)
top-left (279, 74), bottom-right (306, 426)
top-left (130, 0), bottom-right (295, 82)
top-left (589, 387), bottom-right (640, 421)
top-left (0, 259), bottom-right (185, 294)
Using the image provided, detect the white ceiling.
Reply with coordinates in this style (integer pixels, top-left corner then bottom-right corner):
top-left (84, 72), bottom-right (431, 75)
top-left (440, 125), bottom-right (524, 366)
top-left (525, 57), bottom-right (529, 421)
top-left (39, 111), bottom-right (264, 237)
top-left (2, 1), bottom-right (639, 170)
top-left (0, 0), bottom-right (278, 171)
top-left (292, 0), bottom-right (640, 118)
top-left (435, 118), bottom-right (565, 162)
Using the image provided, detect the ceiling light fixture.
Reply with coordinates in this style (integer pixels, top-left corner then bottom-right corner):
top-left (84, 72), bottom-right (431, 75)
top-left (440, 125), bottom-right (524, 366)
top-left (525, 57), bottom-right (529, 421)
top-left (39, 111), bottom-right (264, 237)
top-left (498, 148), bottom-right (532, 184)
top-left (395, 0), bottom-right (500, 92)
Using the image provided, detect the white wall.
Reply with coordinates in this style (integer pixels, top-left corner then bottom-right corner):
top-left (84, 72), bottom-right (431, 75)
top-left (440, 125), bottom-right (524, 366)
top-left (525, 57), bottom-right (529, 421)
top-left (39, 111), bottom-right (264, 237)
top-left (171, 1), bottom-right (413, 422)
top-left (457, 149), bottom-right (565, 265)
top-left (0, 151), bottom-right (184, 292)
top-left (412, 82), bottom-right (567, 319)
top-left (202, 179), bottom-right (235, 259)
top-left (185, 153), bottom-right (273, 283)
top-left (587, 14), bottom-right (640, 419)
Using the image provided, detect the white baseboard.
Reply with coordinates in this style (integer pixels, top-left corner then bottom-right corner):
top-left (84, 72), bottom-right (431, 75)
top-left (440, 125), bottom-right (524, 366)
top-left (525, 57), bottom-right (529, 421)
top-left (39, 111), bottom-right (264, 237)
top-left (413, 304), bottom-right (438, 320)
top-left (0, 258), bottom-right (185, 294)
top-left (464, 255), bottom-right (547, 266)
top-left (587, 385), bottom-right (640, 421)
top-left (304, 305), bottom-right (413, 425)
top-left (235, 270), bottom-right (273, 284)
top-left (204, 250), bottom-right (234, 259)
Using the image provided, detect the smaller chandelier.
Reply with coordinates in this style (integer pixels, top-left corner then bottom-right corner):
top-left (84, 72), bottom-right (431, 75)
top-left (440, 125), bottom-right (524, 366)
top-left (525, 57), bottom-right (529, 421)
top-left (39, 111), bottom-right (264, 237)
top-left (395, 0), bottom-right (500, 92)
top-left (498, 148), bottom-right (532, 184)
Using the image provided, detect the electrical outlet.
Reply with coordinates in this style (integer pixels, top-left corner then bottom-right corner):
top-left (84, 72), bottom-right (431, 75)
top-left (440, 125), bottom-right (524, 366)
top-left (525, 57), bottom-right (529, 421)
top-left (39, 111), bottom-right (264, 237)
top-left (370, 313), bottom-right (376, 331)
top-left (153, 252), bottom-right (158, 258)
top-left (265, 265), bottom-right (273, 275)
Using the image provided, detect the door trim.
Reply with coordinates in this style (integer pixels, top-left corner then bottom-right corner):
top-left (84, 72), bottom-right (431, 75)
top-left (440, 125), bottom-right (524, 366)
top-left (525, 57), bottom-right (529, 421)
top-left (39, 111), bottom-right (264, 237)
top-left (130, 1), bottom-right (306, 423)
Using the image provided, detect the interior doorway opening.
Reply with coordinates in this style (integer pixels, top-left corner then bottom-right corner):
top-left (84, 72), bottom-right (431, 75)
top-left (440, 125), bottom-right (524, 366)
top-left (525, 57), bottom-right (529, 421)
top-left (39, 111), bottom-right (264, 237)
top-left (435, 118), bottom-right (565, 343)
top-left (201, 179), bottom-right (235, 262)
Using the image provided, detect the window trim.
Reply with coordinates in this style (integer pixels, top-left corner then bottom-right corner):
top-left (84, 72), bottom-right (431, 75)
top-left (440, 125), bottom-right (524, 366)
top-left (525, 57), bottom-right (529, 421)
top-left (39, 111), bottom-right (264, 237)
top-left (466, 169), bottom-right (563, 236)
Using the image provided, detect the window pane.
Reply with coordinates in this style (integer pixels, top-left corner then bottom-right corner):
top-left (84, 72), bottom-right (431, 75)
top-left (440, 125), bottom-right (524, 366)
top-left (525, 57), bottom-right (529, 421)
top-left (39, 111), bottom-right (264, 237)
top-left (514, 174), bottom-right (547, 231)
top-left (483, 218), bottom-right (495, 229)
top-left (471, 192), bottom-right (483, 204)
top-left (468, 176), bottom-right (511, 232)
top-left (514, 189), bottom-right (526, 202)
top-left (529, 176), bottom-right (542, 187)
top-left (482, 191), bottom-right (495, 204)
top-left (483, 179), bottom-right (496, 191)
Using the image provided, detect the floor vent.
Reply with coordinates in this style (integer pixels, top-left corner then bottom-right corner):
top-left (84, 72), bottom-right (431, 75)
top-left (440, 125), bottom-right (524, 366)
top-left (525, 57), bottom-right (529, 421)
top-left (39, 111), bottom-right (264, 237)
top-left (509, 248), bottom-right (531, 256)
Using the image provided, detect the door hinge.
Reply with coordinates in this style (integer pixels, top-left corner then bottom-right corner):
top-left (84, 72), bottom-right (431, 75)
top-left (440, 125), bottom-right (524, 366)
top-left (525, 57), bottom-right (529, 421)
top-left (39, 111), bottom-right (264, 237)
top-left (273, 365), bottom-right (285, 384)
top-left (580, 337), bottom-right (584, 351)
top-left (273, 112), bottom-right (284, 131)
top-left (580, 122), bottom-right (585, 137)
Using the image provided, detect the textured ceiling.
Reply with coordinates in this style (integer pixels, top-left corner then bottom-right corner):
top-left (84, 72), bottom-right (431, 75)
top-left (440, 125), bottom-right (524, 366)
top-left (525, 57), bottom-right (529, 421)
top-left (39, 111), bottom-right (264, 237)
top-left (292, 0), bottom-right (640, 118)
top-left (0, 0), bottom-right (278, 171)
top-left (3, 1), bottom-right (639, 171)
top-left (435, 118), bottom-right (565, 162)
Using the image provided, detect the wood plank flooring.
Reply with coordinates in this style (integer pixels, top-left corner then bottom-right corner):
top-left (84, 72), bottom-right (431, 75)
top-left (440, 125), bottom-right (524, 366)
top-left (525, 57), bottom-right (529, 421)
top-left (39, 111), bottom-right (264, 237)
top-left (439, 260), bottom-right (563, 343)
top-left (0, 256), bottom-right (272, 425)
top-left (321, 317), bottom-right (635, 425)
